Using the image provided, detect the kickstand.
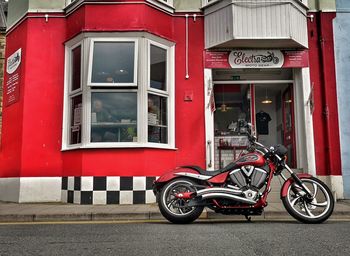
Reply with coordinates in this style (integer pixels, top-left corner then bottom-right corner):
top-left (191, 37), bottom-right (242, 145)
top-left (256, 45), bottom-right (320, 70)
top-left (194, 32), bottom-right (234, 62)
top-left (244, 215), bottom-right (252, 222)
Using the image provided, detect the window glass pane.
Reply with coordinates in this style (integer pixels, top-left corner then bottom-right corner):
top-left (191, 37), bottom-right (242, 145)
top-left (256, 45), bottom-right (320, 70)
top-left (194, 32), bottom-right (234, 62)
top-left (71, 46), bottom-right (81, 91)
top-left (91, 92), bottom-right (137, 142)
top-left (91, 42), bottom-right (135, 84)
top-left (150, 45), bottom-right (167, 91)
top-left (70, 95), bottom-right (82, 145)
top-left (214, 84), bottom-right (251, 135)
top-left (148, 94), bottom-right (167, 143)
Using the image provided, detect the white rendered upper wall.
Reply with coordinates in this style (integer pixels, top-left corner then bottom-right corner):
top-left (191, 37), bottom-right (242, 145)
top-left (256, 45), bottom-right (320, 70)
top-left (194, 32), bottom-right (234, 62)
top-left (6, 0), bottom-right (337, 30)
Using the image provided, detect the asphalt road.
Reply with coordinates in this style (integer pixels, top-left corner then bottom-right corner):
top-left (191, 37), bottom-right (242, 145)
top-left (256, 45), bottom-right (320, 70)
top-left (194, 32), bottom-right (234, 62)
top-left (0, 220), bottom-right (349, 256)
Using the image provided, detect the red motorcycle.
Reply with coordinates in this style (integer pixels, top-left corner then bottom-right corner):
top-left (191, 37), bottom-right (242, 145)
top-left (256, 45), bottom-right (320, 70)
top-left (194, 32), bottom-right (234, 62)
top-left (153, 124), bottom-right (334, 224)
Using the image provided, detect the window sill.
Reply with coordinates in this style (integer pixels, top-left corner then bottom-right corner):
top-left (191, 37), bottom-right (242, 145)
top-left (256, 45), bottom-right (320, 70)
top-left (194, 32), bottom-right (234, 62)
top-left (61, 143), bottom-right (177, 151)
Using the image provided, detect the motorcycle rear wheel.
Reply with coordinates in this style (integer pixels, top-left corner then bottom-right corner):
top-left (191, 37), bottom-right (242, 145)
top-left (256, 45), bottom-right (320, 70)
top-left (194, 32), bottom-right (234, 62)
top-left (282, 177), bottom-right (334, 224)
top-left (159, 178), bottom-right (204, 224)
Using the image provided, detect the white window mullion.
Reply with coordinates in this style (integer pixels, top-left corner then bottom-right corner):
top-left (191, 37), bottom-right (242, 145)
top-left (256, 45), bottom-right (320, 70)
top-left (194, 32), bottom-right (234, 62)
top-left (62, 47), bottom-right (70, 150)
top-left (138, 38), bottom-right (148, 145)
top-left (82, 38), bottom-right (91, 146)
top-left (168, 45), bottom-right (175, 148)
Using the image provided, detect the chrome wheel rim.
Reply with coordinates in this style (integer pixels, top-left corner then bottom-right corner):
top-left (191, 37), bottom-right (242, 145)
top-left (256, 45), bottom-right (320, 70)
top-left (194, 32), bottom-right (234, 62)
top-left (287, 178), bottom-right (331, 219)
top-left (162, 180), bottom-right (196, 216)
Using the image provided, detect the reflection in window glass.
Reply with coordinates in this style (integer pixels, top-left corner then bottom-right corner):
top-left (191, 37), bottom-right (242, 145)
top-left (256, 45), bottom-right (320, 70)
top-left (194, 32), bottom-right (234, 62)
top-left (70, 95), bottom-right (82, 145)
top-left (148, 94), bottom-right (167, 143)
top-left (71, 46), bottom-right (81, 91)
top-left (91, 92), bottom-right (137, 142)
top-left (214, 84), bottom-right (251, 136)
top-left (91, 42), bottom-right (135, 84)
top-left (150, 45), bottom-right (166, 91)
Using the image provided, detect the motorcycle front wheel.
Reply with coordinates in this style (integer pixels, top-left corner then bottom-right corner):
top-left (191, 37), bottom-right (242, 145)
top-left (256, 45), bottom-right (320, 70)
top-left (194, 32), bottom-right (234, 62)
top-left (159, 178), bottom-right (204, 224)
top-left (282, 177), bottom-right (334, 224)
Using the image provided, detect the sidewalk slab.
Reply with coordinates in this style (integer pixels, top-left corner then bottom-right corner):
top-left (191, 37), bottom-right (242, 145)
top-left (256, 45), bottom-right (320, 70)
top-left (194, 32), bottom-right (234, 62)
top-left (1, 200), bottom-right (350, 223)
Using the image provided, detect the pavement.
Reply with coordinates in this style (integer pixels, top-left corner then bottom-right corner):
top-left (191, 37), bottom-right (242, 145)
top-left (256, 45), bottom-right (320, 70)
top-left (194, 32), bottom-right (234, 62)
top-left (1, 200), bottom-right (350, 223)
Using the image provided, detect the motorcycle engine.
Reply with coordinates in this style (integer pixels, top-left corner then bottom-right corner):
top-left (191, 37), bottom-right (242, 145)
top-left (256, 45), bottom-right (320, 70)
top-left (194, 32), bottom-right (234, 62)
top-left (229, 165), bottom-right (268, 201)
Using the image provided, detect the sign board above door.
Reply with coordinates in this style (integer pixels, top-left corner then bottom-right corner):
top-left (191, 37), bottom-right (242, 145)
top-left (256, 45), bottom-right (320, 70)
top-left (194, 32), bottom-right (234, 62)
top-left (204, 50), bottom-right (309, 69)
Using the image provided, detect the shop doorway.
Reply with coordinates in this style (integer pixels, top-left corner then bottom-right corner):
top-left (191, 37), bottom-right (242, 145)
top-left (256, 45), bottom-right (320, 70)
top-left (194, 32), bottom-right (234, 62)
top-left (210, 67), bottom-right (297, 169)
top-left (254, 84), bottom-right (296, 168)
top-left (213, 82), bottom-right (296, 169)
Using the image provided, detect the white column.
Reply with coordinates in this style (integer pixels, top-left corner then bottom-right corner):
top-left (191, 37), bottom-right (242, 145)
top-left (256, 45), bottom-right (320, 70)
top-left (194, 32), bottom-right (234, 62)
top-left (204, 68), bottom-right (215, 170)
top-left (293, 68), bottom-right (316, 175)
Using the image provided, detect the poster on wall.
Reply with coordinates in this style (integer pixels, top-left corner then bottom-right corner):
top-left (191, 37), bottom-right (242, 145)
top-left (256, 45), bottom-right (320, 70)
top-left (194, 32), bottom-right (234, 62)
top-left (204, 49), bottom-right (309, 69)
top-left (4, 48), bottom-right (22, 107)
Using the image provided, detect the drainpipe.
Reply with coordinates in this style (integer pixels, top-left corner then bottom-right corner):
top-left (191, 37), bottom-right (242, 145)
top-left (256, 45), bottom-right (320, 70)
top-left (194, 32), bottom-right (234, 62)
top-left (316, 12), bottom-right (335, 177)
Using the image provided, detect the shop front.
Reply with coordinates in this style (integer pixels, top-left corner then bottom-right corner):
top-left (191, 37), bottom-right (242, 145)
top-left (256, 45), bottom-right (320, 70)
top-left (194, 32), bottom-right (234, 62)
top-left (203, 50), bottom-right (316, 177)
top-left (0, 0), bottom-right (343, 204)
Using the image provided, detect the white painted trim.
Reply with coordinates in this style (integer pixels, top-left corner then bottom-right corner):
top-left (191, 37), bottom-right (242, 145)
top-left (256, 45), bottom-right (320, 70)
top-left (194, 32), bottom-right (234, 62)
top-left (19, 177), bottom-right (62, 203)
top-left (204, 69), bottom-right (215, 170)
top-left (301, 68), bottom-right (316, 175)
top-left (0, 177), bottom-right (62, 203)
top-left (317, 175), bottom-right (344, 200)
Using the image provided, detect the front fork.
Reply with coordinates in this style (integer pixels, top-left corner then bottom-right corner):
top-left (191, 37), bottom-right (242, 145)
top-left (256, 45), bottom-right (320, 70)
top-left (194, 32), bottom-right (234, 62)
top-left (279, 165), bottom-right (313, 199)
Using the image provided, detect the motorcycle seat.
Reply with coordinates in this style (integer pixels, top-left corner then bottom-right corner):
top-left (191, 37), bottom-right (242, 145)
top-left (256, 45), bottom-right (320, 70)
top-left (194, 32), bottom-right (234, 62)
top-left (181, 162), bottom-right (237, 176)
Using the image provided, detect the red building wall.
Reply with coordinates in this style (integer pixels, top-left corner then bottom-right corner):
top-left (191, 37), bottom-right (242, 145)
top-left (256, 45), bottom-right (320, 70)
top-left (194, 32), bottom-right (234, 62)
top-left (307, 12), bottom-right (342, 176)
top-left (0, 3), bottom-right (206, 178)
top-left (0, 2), bottom-right (341, 181)
top-left (0, 21), bottom-right (28, 178)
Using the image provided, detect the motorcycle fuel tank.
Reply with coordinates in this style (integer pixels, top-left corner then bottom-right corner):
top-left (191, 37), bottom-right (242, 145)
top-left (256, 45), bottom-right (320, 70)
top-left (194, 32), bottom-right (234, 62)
top-left (235, 153), bottom-right (265, 167)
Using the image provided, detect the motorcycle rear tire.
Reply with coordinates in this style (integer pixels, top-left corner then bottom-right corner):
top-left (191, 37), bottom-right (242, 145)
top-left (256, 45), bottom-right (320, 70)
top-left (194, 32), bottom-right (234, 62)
top-left (159, 178), bottom-right (204, 224)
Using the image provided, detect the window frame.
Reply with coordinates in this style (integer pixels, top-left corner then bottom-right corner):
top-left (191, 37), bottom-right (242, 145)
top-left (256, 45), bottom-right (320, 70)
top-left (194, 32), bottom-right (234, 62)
top-left (66, 41), bottom-right (83, 147)
top-left (147, 40), bottom-right (171, 146)
top-left (87, 38), bottom-right (139, 87)
top-left (62, 33), bottom-right (175, 150)
top-left (148, 40), bottom-right (169, 95)
top-left (202, 0), bottom-right (220, 7)
top-left (87, 88), bottom-right (139, 147)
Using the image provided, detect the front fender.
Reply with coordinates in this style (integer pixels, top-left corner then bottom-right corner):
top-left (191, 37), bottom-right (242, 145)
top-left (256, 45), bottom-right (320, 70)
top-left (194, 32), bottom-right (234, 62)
top-left (280, 173), bottom-right (313, 198)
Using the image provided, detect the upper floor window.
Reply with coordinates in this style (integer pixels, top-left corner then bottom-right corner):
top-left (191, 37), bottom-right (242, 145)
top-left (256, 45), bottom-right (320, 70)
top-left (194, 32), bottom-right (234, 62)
top-left (202, 0), bottom-right (219, 7)
top-left (88, 39), bottom-right (138, 86)
top-left (146, 0), bottom-right (174, 11)
top-left (65, 0), bottom-right (78, 6)
top-left (63, 33), bottom-right (175, 150)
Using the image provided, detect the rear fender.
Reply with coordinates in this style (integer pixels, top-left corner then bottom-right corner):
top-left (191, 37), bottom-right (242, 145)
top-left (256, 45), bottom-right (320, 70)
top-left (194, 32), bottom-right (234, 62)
top-left (153, 167), bottom-right (203, 198)
top-left (155, 167), bottom-right (201, 183)
top-left (280, 173), bottom-right (313, 198)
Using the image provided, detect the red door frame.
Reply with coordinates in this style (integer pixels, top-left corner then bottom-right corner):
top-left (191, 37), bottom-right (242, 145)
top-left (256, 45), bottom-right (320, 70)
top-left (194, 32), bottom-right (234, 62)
top-left (282, 85), bottom-right (297, 168)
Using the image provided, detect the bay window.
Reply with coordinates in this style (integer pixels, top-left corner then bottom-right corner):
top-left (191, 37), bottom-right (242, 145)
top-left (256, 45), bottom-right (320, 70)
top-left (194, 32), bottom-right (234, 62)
top-left (63, 33), bottom-right (175, 149)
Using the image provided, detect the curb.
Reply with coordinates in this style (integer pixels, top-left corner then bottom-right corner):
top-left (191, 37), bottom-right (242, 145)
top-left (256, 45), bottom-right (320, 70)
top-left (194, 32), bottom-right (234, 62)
top-left (1, 210), bottom-right (350, 223)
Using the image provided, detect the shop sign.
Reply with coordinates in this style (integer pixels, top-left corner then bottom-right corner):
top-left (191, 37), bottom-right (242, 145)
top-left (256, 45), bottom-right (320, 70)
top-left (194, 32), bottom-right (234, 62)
top-left (204, 50), bottom-right (308, 69)
top-left (4, 48), bottom-right (22, 107)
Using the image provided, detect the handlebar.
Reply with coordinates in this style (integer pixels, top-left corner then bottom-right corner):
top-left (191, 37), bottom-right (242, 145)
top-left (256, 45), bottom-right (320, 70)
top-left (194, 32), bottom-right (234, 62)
top-left (244, 123), bottom-right (270, 154)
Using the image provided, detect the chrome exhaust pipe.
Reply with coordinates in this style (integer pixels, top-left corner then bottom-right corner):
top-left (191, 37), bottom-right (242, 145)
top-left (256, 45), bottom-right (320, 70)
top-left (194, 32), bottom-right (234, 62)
top-left (201, 193), bottom-right (256, 204)
top-left (196, 187), bottom-right (243, 196)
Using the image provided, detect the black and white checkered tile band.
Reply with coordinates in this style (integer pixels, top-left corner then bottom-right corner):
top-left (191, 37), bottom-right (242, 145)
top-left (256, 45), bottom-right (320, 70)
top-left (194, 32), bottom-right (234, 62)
top-left (61, 176), bottom-right (158, 205)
